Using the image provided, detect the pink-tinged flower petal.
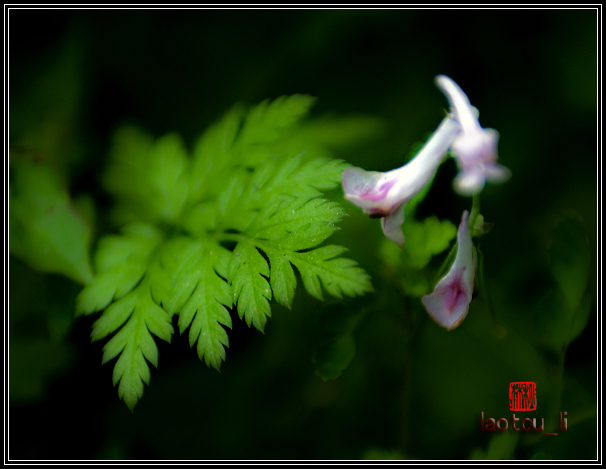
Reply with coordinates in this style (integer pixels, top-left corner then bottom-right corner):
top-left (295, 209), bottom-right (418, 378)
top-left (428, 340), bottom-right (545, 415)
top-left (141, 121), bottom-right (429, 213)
top-left (421, 271), bottom-right (471, 330)
top-left (341, 167), bottom-right (400, 215)
top-left (484, 163), bottom-right (512, 183)
top-left (342, 116), bottom-right (461, 247)
top-left (435, 75), bottom-right (483, 134)
top-left (452, 167), bottom-right (486, 196)
top-left (435, 75), bottom-right (510, 196)
top-left (451, 127), bottom-right (499, 168)
top-left (381, 203), bottom-right (406, 248)
top-left (422, 210), bottom-right (477, 330)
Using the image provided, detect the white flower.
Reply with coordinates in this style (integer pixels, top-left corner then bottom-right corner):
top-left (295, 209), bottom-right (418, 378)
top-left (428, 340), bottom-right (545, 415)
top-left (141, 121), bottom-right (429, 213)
top-left (342, 116), bottom-right (461, 248)
top-left (422, 210), bottom-right (477, 330)
top-left (435, 75), bottom-right (511, 196)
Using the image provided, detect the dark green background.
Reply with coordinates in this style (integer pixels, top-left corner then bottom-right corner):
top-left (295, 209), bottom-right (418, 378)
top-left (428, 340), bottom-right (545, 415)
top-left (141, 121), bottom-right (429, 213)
top-left (8, 8), bottom-right (598, 460)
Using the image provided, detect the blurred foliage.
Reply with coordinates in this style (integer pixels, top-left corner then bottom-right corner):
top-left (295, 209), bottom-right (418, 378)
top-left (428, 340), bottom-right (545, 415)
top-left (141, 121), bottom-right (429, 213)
top-left (312, 304), bottom-right (364, 381)
top-left (380, 214), bottom-right (457, 297)
top-left (9, 154), bottom-right (94, 284)
top-left (470, 431), bottom-right (519, 460)
top-left (8, 8), bottom-right (597, 461)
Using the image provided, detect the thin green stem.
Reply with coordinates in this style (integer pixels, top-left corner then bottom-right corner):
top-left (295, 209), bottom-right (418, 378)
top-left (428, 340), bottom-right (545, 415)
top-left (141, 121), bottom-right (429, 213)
top-left (469, 193), bottom-right (481, 229)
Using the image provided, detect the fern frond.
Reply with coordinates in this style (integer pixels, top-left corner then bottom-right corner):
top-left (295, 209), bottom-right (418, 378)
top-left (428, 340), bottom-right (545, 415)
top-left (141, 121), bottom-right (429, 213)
top-left (253, 155), bottom-right (349, 202)
top-left (77, 224), bottom-right (163, 315)
top-left (79, 94), bottom-right (378, 410)
top-left (286, 245), bottom-right (372, 300)
top-left (215, 155), bottom-right (350, 234)
top-left (220, 159), bottom-right (373, 327)
top-left (96, 276), bottom-right (173, 411)
top-left (159, 239), bottom-right (233, 371)
top-left (227, 240), bottom-right (272, 332)
top-left (102, 126), bottom-right (189, 225)
top-left (76, 223), bottom-right (173, 410)
top-left (189, 105), bottom-right (244, 204)
top-left (187, 94), bottom-right (316, 207)
top-left (237, 94), bottom-right (316, 147)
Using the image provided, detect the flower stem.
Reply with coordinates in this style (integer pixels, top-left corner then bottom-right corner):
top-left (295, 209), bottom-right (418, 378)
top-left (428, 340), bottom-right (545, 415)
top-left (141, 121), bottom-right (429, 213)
top-left (469, 193), bottom-right (481, 229)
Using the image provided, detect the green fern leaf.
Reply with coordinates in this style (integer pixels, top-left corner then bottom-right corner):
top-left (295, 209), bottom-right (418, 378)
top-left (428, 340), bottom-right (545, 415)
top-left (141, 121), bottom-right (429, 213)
top-left (251, 155), bottom-right (350, 204)
top-left (76, 224), bottom-right (163, 315)
top-left (78, 94), bottom-right (378, 410)
top-left (189, 105), bottom-right (244, 204)
top-left (227, 240), bottom-right (272, 332)
top-left (99, 277), bottom-right (173, 411)
top-left (238, 94), bottom-right (316, 147)
top-left (214, 155), bottom-right (350, 232)
top-left (288, 245), bottom-right (372, 300)
top-left (76, 223), bottom-right (173, 410)
top-left (159, 239), bottom-right (233, 371)
top-left (220, 157), bottom-right (373, 325)
top-left (102, 126), bottom-right (189, 225)
top-left (251, 197), bottom-right (344, 250)
top-left (187, 95), bottom-right (316, 207)
top-left (244, 197), bottom-right (341, 308)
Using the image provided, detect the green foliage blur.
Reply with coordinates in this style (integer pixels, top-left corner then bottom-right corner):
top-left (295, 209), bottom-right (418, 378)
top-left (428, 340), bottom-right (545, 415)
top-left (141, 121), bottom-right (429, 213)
top-left (8, 9), bottom-right (597, 460)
